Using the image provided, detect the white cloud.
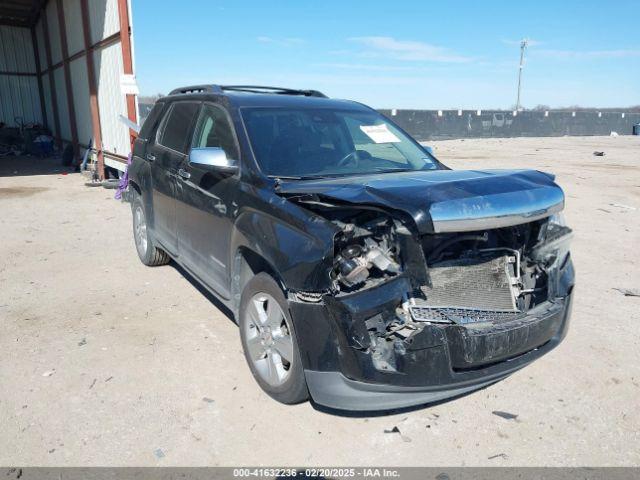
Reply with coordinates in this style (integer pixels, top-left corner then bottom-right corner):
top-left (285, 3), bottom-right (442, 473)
top-left (256, 36), bottom-right (305, 47)
top-left (348, 36), bottom-right (472, 63)
top-left (535, 48), bottom-right (640, 59)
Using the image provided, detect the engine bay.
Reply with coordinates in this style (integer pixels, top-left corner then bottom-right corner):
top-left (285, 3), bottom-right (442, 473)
top-left (286, 194), bottom-right (573, 373)
top-left (326, 207), bottom-right (570, 364)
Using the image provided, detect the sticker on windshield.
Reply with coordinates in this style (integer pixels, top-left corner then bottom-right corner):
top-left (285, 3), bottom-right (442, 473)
top-left (359, 124), bottom-right (401, 143)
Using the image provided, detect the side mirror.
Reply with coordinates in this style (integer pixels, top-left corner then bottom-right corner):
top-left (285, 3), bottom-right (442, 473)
top-left (189, 147), bottom-right (238, 174)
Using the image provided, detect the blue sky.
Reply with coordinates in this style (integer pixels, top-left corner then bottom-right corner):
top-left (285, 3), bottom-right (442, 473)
top-left (132, 0), bottom-right (640, 109)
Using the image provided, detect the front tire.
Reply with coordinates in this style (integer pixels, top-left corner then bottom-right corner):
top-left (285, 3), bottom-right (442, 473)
top-left (239, 273), bottom-right (309, 404)
top-left (131, 192), bottom-right (170, 267)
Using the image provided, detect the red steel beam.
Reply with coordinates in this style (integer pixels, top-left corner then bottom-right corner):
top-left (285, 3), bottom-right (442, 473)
top-left (116, 0), bottom-right (137, 149)
top-left (30, 26), bottom-right (47, 125)
top-left (55, 0), bottom-right (80, 160)
top-left (41, 7), bottom-right (61, 149)
top-left (80, 0), bottom-right (105, 179)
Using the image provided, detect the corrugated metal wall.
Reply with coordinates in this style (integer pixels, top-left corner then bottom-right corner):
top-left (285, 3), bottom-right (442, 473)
top-left (62, 0), bottom-right (84, 56)
top-left (69, 57), bottom-right (92, 144)
top-left (45, 1), bottom-right (63, 66)
top-left (95, 42), bottom-right (129, 156)
top-left (89, 0), bottom-right (120, 45)
top-left (1, 0), bottom-right (136, 172)
top-left (0, 25), bottom-right (43, 125)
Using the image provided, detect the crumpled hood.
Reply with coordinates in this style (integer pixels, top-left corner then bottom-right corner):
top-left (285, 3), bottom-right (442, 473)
top-left (277, 169), bottom-right (565, 234)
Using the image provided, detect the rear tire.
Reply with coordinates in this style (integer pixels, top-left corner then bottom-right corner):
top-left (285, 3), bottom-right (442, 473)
top-left (239, 273), bottom-right (309, 405)
top-left (131, 192), bottom-right (170, 266)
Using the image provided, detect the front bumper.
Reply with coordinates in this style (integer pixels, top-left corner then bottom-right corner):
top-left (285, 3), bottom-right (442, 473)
top-left (290, 261), bottom-right (574, 411)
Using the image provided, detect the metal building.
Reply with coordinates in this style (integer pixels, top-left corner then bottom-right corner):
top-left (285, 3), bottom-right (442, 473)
top-left (0, 0), bottom-right (137, 178)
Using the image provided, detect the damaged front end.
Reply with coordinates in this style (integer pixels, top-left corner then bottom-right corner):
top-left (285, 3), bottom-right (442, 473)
top-left (280, 174), bottom-right (575, 410)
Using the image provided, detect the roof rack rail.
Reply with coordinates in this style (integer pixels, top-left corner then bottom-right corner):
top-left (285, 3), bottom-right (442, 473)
top-left (168, 84), bottom-right (327, 98)
top-left (221, 85), bottom-right (327, 98)
top-left (168, 85), bottom-right (223, 95)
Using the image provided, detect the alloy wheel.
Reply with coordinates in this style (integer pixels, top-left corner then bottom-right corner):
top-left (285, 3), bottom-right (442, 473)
top-left (134, 205), bottom-right (148, 255)
top-left (243, 293), bottom-right (294, 387)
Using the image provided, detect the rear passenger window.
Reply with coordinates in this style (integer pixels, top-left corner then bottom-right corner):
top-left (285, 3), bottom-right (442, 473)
top-left (139, 102), bottom-right (165, 139)
top-left (158, 102), bottom-right (200, 153)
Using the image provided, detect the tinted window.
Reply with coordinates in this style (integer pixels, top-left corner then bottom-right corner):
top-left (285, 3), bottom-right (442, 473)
top-left (139, 102), bottom-right (164, 139)
top-left (191, 104), bottom-right (239, 160)
top-left (158, 102), bottom-right (199, 153)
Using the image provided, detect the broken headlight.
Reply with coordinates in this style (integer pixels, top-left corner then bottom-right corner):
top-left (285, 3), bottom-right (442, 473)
top-left (531, 213), bottom-right (573, 267)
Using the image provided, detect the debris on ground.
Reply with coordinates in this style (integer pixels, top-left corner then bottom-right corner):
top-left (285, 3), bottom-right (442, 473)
top-left (613, 288), bottom-right (640, 297)
top-left (202, 397), bottom-right (215, 403)
top-left (492, 410), bottom-right (519, 420)
top-left (609, 203), bottom-right (637, 211)
top-left (41, 370), bottom-right (55, 377)
top-left (593, 151), bottom-right (605, 156)
top-left (384, 426), bottom-right (412, 443)
top-left (153, 448), bottom-right (165, 459)
top-left (88, 379), bottom-right (97, 389)
top-left (77, 338), bottom-right (87, 346)
top-left (488, 453), bottom-right (508, 460)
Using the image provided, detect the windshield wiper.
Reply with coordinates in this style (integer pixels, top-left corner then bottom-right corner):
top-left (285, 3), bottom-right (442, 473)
top-left (268, 175), bottom-right (306, 180)
top-left (371, 167), bottom-right (414, 174)
top-left (270, 173), bottom-right (352, 181)
top-left (269, 174), bottom-right (335, 184)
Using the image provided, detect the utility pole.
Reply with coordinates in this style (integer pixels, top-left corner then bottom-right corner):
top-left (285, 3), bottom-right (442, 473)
top-left (516, 38), bottom-right (528, 111)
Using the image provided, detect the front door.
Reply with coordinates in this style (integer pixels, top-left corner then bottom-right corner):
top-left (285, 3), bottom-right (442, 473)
top-left (176, 103), bottom-right (240, 297)
top-left (147, 101), bottom-right (200, 254)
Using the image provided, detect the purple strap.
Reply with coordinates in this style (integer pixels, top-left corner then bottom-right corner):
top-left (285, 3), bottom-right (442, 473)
top-left (114, 152), bottom-right (132, 200)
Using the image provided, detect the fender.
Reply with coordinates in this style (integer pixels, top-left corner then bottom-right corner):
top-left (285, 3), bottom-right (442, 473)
top-left (230, 206), bottom-right (336, 293)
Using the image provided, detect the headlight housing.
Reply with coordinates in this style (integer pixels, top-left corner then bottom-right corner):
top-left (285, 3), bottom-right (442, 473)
top-left (531, 213), bottom-right (573, 266)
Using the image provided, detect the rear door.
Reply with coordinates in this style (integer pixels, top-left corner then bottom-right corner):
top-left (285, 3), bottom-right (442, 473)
top-left (176, 102), bottom-right (241, 297)
top-left (146, 101), bottom-right (200, 254)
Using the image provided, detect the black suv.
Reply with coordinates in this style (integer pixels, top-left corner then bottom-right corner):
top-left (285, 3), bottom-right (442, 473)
top-left (128, 85), bottom-right (574, 411)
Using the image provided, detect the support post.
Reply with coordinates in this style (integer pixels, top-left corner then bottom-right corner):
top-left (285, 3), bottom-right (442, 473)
top-left (80, 0), bottom-right (105, 179)
top-left (41, 8), bottom-right (61, 149)
top-left (116, 0), bottom-right (137, 150)
top-left (30, 27), bottom-right (47, 125)
top-left (56, 0), bottom-right (80, 160)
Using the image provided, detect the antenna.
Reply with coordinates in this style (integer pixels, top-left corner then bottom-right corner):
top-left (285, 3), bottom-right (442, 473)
top-left (516, 38), bottom-right (528, 111)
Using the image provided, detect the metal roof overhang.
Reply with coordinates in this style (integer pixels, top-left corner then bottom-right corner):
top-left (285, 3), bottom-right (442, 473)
top-left (0, 0), bottom-right (47, 27)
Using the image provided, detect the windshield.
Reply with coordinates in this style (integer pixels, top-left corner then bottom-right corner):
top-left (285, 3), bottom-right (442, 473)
top-left (241, 107), bottom-right (439, 178)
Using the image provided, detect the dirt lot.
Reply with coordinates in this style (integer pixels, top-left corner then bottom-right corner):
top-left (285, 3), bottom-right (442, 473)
top-left (1, 136), bottom-right (639, 466)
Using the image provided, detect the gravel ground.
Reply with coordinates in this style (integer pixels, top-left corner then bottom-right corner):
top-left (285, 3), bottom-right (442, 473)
top-left (0, 135), bottom-right (639, 466)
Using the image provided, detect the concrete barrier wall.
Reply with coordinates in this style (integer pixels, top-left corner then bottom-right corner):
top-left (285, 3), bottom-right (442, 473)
top-left (378, 109), bottom-right (640, 141)
top-left (138, 102), bottom-right (640, 142)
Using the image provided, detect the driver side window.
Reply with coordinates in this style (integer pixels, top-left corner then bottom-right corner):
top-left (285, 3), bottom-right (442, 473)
top-left (191, 104), bottom-right (239, 161)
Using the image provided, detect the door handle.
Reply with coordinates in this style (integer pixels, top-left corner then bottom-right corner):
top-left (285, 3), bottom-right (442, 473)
top-left (178, 168), bottom-right (191, 180)
top-left (146, 153), bottom-right (156, 161)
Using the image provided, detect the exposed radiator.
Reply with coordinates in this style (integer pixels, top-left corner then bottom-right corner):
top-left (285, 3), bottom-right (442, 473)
top-left (421, 255), bottom-right (518, 311)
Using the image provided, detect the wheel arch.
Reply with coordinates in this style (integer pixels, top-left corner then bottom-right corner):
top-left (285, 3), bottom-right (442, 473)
top-left (230, 246), bottom-right (287, 319)
top-left (128, 179), bottom-right (142, 195)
